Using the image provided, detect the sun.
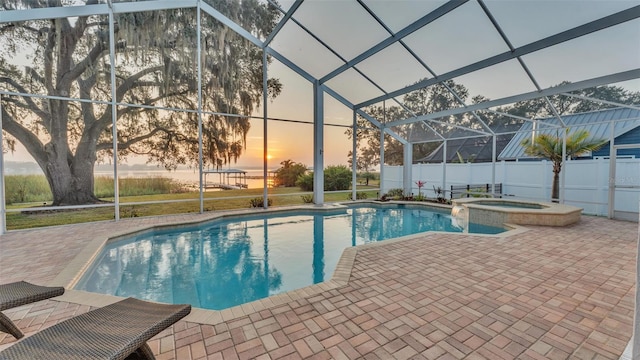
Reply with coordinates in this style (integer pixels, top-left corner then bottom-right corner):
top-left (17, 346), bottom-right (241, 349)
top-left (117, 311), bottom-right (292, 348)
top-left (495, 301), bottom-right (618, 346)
top-left (266, 154), bottom-right (273, 160)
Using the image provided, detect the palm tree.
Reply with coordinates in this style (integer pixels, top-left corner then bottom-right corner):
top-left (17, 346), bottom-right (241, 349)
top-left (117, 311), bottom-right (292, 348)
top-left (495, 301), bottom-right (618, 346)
top-left (520, 129), bottom-right (606, 202)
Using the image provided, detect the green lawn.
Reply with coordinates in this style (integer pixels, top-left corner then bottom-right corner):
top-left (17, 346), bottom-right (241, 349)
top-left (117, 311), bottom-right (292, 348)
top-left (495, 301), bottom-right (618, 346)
top-left (6, 187), bottom-right (379, 230)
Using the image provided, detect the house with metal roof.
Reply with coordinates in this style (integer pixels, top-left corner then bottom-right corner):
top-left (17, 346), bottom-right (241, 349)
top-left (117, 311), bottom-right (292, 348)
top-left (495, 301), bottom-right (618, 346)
top-left (499, 107), bottom-right (640, 160)
top-left (415, 121), bottom-right (522, 163)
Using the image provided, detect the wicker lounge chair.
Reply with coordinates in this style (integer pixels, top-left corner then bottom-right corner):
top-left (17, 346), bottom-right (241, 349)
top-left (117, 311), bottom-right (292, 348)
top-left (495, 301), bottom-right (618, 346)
top-left (0, 297), bottom-right (191, 360)
top-left (0, 281), bottom-right (65, 339)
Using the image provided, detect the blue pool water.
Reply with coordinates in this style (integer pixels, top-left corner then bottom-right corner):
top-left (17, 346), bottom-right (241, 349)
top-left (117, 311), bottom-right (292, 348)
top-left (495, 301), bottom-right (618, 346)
top-left (76, 204), bottom-right (504, 310)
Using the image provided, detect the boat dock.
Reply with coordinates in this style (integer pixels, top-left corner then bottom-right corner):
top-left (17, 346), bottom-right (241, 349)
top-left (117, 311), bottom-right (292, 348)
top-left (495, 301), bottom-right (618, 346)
top-left (204, 168), bottom-right (248, 190)
top-left (205, 182), bottom-right (248, 190)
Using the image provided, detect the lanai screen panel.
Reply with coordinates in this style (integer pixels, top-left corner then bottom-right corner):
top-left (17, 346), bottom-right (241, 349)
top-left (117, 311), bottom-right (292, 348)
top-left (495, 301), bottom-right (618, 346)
top-left (269, 20), bottom-right (345, 80)
top-left (483, 0), bottom-right (638, 47)
top-left (451, 59), bottom-right (537, 103)
top-left (402, 1), bottom-right (510, 76)
top-left (1, 0), bottom-right (640, 156)
top-left (522, 19), bottom-right (640, 89)
top-left (356, 43), bottom-right (432, 94)
top-left (292, 0), bottom-right (389, 61)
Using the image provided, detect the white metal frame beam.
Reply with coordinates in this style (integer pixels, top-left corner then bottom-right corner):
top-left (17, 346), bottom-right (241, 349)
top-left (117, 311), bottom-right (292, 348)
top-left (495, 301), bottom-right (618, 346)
top-left (403, 143), bottom-right (413, 195)
top-left (200, 2), bottom-right (263, 48)
top-left (0, 3), bottom-right (109, 22)
top-left (313, 81), bottom-right (324, 204)
top-left (264, 0), bottom-right (304, 47)
top-left (560, 93), bottom-right (640, 111)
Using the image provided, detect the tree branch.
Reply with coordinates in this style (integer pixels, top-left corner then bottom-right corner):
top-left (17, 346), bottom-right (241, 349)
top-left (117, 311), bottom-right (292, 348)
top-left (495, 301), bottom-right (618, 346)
top-left (0, 76), bottom-right (48, 121)
top-left (1, 107), bottom-right (47, 165)
top-left (96, 126), bottom-right (169, 151)
top-left (43, 26), bottom-right (55, 94)
top-left (24, 67), bottom-right (46, 87)
top-left (0, 24), bottom-right (15, 34)
top-left (60, 37), bottom-right (106, 88)
top-left (114, 65), bottom-right (164, 101)
top-left (96, 88), bottom-right (191, 131)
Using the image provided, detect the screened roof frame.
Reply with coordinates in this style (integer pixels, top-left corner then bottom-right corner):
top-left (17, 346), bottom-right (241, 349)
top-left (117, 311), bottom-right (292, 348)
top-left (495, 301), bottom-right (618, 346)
top-left (1, 0), bottom-right (639, 144)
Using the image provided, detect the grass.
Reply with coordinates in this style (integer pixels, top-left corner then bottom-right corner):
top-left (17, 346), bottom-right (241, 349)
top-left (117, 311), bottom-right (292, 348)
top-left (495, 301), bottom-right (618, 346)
top-left (4, 175), bottom-right (52, 204)
top-left (5, 175), bottom-right (379, 230)
top-left (96, 176), bottom-right (190, 197)
top-left (4, 175), bottom-right (190, 205)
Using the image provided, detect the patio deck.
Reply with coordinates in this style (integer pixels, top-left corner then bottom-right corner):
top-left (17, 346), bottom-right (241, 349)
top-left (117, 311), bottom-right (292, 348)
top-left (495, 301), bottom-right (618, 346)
top-left (0, 213), bottom-right (636, 359)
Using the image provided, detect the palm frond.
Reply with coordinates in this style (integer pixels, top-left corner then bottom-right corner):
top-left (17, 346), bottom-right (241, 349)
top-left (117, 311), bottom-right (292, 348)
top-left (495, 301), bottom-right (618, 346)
top-left (520, 128), bottom-right (606, 161)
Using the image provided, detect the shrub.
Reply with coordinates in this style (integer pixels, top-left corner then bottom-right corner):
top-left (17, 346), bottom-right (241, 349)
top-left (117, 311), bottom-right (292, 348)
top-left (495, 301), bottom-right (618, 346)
top-left (296, 165), bottom-right (353, 192)
top-left (249, 197), bottom-right (273, 208)
top-left (469, 187), bottom-right (491, 198)
top-left (385, 188), bottom-right (404, 199)
top-left (348, 191), bottom-right (368, 200)
top-left (414, 194), bottom-right (427, 201)
top-left (274, 160), bottom-right (307, 187)
top-left (121, 206), bottom-right (140, 218)
top-left (301, 194), bottom-right (314, 203)
top-left (433, 185), bottom-right (447, 203)
top-left (296, 172), bottom-right (314, 191)
top-left (324, 165), bottom-right (352, 191)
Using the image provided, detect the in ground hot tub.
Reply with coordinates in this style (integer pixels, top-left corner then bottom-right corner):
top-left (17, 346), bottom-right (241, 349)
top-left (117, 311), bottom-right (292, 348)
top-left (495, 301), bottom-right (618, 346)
top-left (452, 198), bottom-right (582, 228)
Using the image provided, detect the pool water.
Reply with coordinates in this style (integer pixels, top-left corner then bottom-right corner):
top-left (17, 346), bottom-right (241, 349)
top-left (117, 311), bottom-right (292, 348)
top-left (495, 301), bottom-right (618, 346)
top-left (76, 205), bottom-right (504, 310)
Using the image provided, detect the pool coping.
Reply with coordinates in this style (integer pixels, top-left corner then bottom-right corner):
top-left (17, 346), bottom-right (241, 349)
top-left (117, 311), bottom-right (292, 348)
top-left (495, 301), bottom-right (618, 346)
top-left (452, 197), bottom-right (583, 227)
top-left (52, 203), bottom-right (529, 325)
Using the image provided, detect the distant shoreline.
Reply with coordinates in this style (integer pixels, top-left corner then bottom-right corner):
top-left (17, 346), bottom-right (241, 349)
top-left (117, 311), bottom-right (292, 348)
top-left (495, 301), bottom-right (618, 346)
top-left (4, 160), bottom-right (272, 175)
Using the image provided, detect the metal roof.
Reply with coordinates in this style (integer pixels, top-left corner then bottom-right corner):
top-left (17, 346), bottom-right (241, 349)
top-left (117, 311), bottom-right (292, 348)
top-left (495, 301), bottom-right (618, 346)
top-left (417, 134), bottom-right (515, 164)
top-left (498, 107), bottom-right (640, 160)
top-left (416, 121), bottom-right (522, 163)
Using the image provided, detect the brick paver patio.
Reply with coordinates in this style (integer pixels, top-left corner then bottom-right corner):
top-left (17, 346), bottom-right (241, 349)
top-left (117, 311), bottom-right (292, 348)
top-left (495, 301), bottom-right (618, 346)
top-left (0, 212), bottom-right (637, 359)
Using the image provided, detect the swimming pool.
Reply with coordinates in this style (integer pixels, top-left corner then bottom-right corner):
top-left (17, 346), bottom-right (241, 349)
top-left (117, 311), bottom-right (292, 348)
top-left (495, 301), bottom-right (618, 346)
top-left (75, 204), bottom-right (504, 310)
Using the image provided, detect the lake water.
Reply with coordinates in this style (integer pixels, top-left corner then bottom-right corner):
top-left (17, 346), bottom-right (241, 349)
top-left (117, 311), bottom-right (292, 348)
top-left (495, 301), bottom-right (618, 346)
top-left (96, 169), bottom-right (269, 189)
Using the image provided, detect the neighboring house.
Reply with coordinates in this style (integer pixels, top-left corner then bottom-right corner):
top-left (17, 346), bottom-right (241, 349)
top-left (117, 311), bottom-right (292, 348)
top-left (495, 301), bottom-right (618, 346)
top-left (416, 123), bottom-right (521, 163)
top-left (499, 107), bottom-right (640, 160)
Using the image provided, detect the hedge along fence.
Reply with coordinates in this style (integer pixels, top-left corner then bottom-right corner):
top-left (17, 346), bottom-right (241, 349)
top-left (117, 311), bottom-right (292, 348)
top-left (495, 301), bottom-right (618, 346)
top-left (383, 158), bottom-right (640, 217)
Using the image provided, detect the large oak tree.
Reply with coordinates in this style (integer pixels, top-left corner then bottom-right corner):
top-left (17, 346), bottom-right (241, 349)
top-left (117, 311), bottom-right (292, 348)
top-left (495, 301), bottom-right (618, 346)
top-left (1, 0), bottom-right (281, 205)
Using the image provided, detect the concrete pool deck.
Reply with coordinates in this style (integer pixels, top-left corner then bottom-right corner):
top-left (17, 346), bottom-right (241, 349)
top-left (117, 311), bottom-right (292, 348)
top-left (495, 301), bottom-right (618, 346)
top-left (0, 210), bottom-right (637, 359)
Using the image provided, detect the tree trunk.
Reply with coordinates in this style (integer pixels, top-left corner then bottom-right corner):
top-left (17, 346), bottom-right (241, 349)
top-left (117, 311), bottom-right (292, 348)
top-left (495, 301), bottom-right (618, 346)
top-left (551, 161), bottom-right (561, 203)
top-left (42, 143), bottom-right (101, 206)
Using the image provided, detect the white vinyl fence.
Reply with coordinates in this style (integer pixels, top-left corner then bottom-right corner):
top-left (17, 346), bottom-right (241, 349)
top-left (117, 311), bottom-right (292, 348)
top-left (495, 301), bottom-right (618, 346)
top-left (383, 158), bottom-right (640, 218)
